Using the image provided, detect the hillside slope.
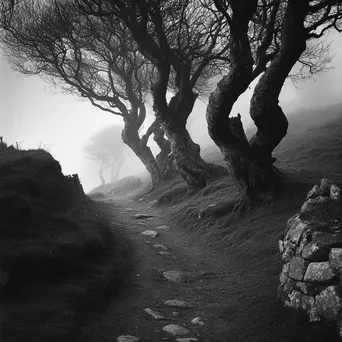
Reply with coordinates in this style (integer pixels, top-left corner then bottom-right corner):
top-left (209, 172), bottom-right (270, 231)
top-left (80, 103), bottom-right (342, 341)
top-left (0, 146), bottom-right (133, 342)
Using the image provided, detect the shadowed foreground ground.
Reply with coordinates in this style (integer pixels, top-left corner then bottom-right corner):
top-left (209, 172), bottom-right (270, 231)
top-left (76, 189), bottom-right (340, 342)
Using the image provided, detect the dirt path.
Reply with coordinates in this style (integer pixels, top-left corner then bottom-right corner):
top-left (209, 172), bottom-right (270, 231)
top-left (75, 194), bottom-right (339, 342)
top-left (76, 194), bottom-right (239, 342)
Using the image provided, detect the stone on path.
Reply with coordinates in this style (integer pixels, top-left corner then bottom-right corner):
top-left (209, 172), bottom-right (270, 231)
top-left (156, 225), bottom-right (170, 230)
top-left (176, 339), bottom-right (199, 342)
top-left (191, 317), bottom-right (204, 325)
top-left (159, 251), bottom-right (171, 256)
top-left (117, 335), bottom-right (141, 342)
top-left (163, 270), bottom-right (213, 283)
top-left (144, 240), bottom-right (154, 244)
top-left (163, 271), bottom-right (187, 283)
top-left (154, 244), bottom-right (168, 250)
top-left (135, 213), bottom-right (154, 219)
top-left (126, 208), bottom-right (134, 212)
top-left (162, 324), bottom-right (189, 336)
top-left (144, 308), bottom-right (166, 320)
top-left (164, 300), bottom-right (193, 308)
top-left (141, 230), bottom-right (158, 238)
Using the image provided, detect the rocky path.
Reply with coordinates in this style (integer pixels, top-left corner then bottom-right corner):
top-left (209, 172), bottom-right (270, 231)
top-left (75, 193), bottom-right (339, 342)
top-left (76, 195), bottom-right (237, 342)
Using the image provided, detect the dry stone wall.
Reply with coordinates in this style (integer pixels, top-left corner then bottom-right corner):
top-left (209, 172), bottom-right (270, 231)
top-left (278, 179), bottom-right (342, 336)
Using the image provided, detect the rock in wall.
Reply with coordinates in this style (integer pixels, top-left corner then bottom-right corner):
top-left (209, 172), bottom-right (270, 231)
top-left (278, 179), bottom-right (342, 335)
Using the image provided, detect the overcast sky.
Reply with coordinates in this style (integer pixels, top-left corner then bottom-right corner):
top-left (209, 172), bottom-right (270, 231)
top-left (0, 31), bottom-right (341, 192)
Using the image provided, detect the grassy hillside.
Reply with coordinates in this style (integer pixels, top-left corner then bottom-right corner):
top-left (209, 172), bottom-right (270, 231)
top-left (133, 103), bottom-right (342, 340)
top-left (141, 103), bottom-right (342, 251)
top-left (0, 146), bottom-right (133, 342)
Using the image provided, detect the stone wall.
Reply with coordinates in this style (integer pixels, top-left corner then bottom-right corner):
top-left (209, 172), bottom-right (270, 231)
top-left (278, 179), bottom-right (342, 336)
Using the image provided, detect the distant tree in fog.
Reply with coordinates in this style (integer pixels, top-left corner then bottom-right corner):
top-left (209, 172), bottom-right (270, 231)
top-left (84, 126), bottom-right (126, 186)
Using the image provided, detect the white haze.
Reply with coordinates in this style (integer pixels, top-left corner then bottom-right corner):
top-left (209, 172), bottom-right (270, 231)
top-left (0, 32), bottom-right (341, 193)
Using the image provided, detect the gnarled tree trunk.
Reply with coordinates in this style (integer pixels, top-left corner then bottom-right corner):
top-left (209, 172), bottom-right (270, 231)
top-left (244, 0), bottom-right (309, 201)
top-left (140, 119), bottom-right (175, 180)
top-left (157, 90), bottom-right (223, 188)
top-left (207, 0), bottom-right (309, 208)
top-left (122, 121), bottom-right (161, 188)
top-left (152, 125), bottom-right (175, 180)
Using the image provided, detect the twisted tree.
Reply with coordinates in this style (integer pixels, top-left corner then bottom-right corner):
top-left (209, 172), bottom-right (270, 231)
top-left (206, 0), bottom-right (342, 210)
top-left (0, 0), bottom-right (170, 188)
top-left (78, 0), bottom-right (229, 188)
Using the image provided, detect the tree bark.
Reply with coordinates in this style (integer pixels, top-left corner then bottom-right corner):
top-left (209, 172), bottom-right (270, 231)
top-left (152, 125), bottom-right (174, 180)
top-left (250, 0), bottom-right (309, 157)
top-left (241, 0), bottom-right (309, 202)
top-left (155, 90), bottom-right (222, 188)
top-left (207, 0), bottom-right (310, 208)
top-left (121, 120), bottom-right (161, 188)
top-left (206, 0), bottom-right (270, 207)
top-left (141, 119), bottom-right (175, 180)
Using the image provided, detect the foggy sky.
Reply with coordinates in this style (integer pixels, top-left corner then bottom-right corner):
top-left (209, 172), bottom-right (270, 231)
top-left (0, 32), bottom-right (341, 192)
